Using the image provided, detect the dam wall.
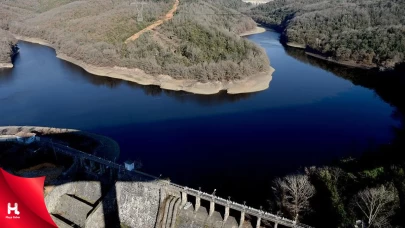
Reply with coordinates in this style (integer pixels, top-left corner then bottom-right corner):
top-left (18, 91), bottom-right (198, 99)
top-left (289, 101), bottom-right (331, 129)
top-left (1, 126), bottom-right (311, 228)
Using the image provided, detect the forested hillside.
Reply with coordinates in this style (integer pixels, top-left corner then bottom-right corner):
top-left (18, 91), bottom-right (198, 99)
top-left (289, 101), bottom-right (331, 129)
top-left (249, 0), bottom-right (405, 69)
top-left (0, 0), bottom-right (270, 81)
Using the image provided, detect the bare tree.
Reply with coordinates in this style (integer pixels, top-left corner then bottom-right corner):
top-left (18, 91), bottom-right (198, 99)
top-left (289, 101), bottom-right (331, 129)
top-left (273, 174), bottom-right (315, 222)
top-left (353, 184), bottom-right (398, 228)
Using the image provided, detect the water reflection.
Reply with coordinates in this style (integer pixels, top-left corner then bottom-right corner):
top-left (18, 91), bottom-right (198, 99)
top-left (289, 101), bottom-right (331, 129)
top-left (0, 55), bottom-right (19, 85)
top-left (284, 46), bottom-right (405, 112)
top-left (284, 45), bottom-right (405, 157)
top-left (59, 56), bottom-right (258, 106)
top-left (0, 68), bottom-right (13, 84)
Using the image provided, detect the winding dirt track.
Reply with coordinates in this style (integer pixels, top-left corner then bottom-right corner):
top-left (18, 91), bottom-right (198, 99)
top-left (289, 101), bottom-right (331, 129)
top-left (125, 0), bottom-right (179, 43)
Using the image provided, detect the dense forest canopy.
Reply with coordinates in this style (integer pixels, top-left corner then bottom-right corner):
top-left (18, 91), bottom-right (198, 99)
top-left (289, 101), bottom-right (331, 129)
top-left (0, 0), bottom-right (270, 80)
top-left (249, 0), bottom-right (405, 69)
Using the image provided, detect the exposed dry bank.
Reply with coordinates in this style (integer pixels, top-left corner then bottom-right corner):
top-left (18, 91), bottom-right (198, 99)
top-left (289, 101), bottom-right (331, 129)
top-left (1, 0), bottom-right (274, 94)
top-left (16, 35), bottom-right (273, 94)
top-left (239, 25), bottom-right (266, 37)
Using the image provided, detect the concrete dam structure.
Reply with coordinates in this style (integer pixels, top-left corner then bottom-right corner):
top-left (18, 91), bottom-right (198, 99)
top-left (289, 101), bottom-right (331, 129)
top-left (44, 140), bottom-right (312, 228)
top-left (0, 126), bottom-right (312, 228)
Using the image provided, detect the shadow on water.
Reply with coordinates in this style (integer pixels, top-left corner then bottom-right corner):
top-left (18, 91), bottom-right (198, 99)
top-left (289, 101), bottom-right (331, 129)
top-left (3, 41), bottom-right (258, 107)
top-left (0, 68), bottom-right (13, 84)
top-left (283, 45), bottom-right (405, 157)
top-left (57, 55), bottom-right (258, 106)
top-left (0, 53), bottom-right (21, 84)
top-left (283, 46), bottom-right (405, 112)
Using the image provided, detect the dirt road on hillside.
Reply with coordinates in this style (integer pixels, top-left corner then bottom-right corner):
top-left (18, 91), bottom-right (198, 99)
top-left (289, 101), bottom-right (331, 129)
top-left (125, 0), bottom-right (179, 43)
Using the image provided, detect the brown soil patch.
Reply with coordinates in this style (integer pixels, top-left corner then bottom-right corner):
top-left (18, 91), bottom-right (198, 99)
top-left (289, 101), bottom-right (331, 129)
top-left (125, 0), bottom-right (179, 43)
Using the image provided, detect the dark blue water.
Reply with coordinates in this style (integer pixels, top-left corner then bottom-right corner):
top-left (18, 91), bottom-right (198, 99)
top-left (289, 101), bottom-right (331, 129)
top-left (0, 29), bottom-right (398, 206)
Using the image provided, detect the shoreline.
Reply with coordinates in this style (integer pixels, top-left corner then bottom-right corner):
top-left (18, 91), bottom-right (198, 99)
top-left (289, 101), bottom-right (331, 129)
top-left (305, 52), bottom-right (375, 70)
top-left (286, 42), bottom-right (306, 49)
top-left (14, 35), bottom-right (274, 95)
top-left (274, 29), bottom-right (377, 70)
top-left (239, 25), bottom-right (266, 37)
top-left (0, 62), bottom-right (13, 69)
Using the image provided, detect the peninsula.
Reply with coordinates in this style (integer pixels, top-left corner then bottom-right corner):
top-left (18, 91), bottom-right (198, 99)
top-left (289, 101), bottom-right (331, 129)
top-left (250, 0), bottom-right (405, 70)
top-left (0, 0), bottom-right (273, 94)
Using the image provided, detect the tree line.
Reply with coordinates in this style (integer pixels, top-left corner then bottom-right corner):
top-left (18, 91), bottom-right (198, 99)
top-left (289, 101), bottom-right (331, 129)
top-left (249, 0), bottom-right (405, 70)
top-left (271, 164), bottom-right (404, 227)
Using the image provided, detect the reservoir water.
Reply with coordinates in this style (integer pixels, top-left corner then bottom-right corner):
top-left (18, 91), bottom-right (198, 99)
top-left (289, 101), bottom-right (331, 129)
top-left (0, 29), bottom-right (400, 206)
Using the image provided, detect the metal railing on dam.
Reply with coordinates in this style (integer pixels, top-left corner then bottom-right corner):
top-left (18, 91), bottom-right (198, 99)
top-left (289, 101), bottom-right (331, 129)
top-left (42, 138), bottom-right (313, 228)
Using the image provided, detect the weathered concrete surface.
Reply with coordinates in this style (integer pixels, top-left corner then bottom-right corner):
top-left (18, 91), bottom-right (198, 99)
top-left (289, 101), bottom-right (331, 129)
top-left (116, 182), bottom-right (161, 227)
top-left (47, 180), bottom-right (248, 228)
top-left (46, 182), bottom-right (75, 213)
top-left (50, 215), bottom-right (72, 228)
top-left (53, 194), bottom-right (93, 227)
top-left (73, 181), bottom-right (102, 204)
top-left (45, 181), bottom-right (102, 212)
top-left (85, 203), bottom-right (105, 228)
top-left (86, 181), bottom-right (163, 228)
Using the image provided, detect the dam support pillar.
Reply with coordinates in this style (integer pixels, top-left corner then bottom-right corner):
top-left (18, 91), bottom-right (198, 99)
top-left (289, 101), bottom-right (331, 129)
top-left (256, 217), bottom-right (261, 228)
top-left (100, 164), bottom-right (105, 174)
top-left (53, 148), bottom-right (58, 161)
top-left (90, 161), bottom-right (96, 170)
top-left (224, 206), bottom-right (229, 222)
top-left (110, 167), bottom-right (114, 179)
top-left (80, 158), bottom-right (85, 168)
top-left (181, 192), bottom-right (187, 207)
top-left (209, 201), bottom-right (215, 216)
top-left (239, 211), bottom-right (245, 228)
top-left (195, 196), bottom-right (200, 212)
